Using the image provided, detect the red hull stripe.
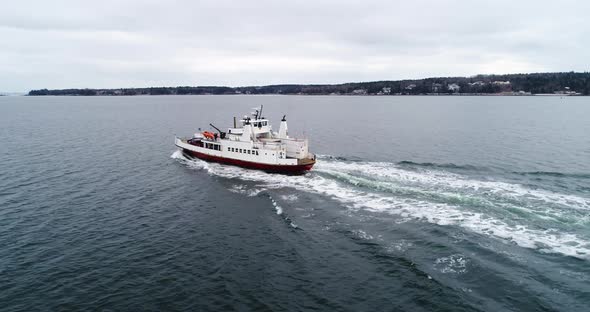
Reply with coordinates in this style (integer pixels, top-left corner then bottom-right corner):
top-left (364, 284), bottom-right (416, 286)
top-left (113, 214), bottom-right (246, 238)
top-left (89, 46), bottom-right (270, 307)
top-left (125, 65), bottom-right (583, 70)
top-left (183, 149), bottom-right (314, 173)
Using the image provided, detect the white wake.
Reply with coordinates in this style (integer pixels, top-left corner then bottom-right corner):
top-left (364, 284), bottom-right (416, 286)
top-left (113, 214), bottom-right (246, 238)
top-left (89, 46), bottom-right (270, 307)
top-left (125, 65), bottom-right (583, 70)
top-left (171, 150), bottom-right (590, 259)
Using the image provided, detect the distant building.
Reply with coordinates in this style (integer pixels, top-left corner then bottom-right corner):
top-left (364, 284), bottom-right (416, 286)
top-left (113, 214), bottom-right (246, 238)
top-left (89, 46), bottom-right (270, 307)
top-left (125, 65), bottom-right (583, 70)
top-left (469, 81), bottom-right (485, 86)
top-left (352, 89), bottom-right (367, 95)
top-left (555, 89), bottom-right (579, 95)
top-left (405, 84), bottom-right (416, 90)
top-left (448, 83), bottom-right (460, 92)
top-left (493, 81), bottom-right (511, 85)
top-left (432, 83), bottom-right (443, 92)
top-left (382, 87), bottom-right (391, 94)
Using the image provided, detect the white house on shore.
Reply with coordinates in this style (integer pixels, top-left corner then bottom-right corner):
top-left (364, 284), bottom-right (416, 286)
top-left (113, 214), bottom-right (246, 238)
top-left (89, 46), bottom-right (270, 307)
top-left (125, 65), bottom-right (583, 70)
top-left (493, 81), bottom-right (511, 85)
top-left (448, 83), bottom-right (460, 92)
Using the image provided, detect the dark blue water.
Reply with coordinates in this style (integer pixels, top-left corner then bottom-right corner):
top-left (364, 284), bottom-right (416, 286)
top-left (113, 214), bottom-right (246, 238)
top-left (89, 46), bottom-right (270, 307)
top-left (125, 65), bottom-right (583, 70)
top-left (1, 95), bottom-right (589, 311)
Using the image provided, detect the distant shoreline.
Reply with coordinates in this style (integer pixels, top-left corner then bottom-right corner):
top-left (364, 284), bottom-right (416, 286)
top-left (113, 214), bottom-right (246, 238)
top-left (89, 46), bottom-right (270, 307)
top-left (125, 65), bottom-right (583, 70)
top-left (17, 93), bottom-right (588, 97)
top-left (26, 72), bottom-right (590, 96)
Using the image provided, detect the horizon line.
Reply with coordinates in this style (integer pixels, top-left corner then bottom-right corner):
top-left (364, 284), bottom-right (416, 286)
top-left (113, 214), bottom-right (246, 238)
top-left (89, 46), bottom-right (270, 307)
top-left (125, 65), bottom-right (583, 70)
top-left (12, 70), bottom-right (590, 93)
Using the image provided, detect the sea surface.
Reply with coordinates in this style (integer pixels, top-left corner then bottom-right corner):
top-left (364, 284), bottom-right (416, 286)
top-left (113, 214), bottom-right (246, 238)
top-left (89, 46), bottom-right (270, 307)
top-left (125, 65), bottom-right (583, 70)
top-left (0, 95), bottom-right (589, 311)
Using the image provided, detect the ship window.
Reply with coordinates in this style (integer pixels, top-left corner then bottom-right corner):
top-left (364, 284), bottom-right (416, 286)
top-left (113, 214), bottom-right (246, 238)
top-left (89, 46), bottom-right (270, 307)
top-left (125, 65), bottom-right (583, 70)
top-left (255, 151), bottom-right (259, 155)
top-left (239, 149), bottom-right (242, 153)
top-left (227, 147), bottom-right (230, 151)
top-left (247, 150), bottom-right (251, 154)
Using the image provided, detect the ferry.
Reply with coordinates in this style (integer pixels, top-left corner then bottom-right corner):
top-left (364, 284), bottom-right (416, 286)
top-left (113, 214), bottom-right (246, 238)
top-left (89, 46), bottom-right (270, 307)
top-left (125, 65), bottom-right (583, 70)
top-left (174, 106), bottom-right (316, 173)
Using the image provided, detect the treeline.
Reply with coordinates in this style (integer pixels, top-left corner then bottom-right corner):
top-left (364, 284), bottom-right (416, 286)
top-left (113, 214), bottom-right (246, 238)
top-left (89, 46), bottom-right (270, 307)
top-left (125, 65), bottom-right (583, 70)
top-left (28, 72), bottom-right (590, 96)
top-left (28, 86), bottom-right (234, 96)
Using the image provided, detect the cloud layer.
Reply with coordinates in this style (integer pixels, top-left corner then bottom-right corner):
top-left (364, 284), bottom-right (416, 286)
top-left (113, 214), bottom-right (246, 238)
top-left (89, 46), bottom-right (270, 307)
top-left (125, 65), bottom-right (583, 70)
top-left (1, 0), bottom-right (589, 91)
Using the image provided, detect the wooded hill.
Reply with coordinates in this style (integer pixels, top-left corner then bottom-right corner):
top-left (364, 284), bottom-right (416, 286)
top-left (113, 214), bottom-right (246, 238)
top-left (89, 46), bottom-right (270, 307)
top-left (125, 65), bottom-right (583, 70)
top-left (28, 72), bottom-right (590, 96)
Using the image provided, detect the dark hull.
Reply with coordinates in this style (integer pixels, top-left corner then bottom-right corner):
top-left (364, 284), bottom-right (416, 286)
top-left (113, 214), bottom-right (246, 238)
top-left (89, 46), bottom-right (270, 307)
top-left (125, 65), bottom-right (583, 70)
top-left (182, 149), bottom-right (314, 174)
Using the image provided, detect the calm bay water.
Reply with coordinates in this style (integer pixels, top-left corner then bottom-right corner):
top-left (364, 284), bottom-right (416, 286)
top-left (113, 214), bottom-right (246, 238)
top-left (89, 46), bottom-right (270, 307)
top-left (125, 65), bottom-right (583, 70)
top-left (0, 95), bottom-right (589, 311)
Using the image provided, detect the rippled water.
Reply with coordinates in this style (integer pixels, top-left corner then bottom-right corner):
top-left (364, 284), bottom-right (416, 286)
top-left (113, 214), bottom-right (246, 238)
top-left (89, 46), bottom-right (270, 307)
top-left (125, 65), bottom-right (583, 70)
top-left (1, 95), bottom-right (589, 311)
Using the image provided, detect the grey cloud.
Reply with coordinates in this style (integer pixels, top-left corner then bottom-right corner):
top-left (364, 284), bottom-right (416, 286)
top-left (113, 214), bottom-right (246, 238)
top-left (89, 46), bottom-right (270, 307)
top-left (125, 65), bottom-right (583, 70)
top-left (1, 0), bottom-right (589, 91)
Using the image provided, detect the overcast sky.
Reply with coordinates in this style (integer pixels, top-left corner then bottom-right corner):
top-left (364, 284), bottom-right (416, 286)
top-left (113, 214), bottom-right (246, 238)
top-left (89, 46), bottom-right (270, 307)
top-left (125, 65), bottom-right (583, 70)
top-left (1, 0), bottom-right (589, 91)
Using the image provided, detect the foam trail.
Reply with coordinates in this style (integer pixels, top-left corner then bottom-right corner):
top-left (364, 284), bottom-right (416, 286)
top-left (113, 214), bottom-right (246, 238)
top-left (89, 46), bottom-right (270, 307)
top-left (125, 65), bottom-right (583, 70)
top-left (314, 167), bottom-right (586, 227)
top-left (268, 195), bottom-right (298, 228)
top-left (171, 150), bottom-right (590, 259)
top-left (315, 161), bottom-right (590, 211)
top-left (270, 197), bottom-right (283, 215)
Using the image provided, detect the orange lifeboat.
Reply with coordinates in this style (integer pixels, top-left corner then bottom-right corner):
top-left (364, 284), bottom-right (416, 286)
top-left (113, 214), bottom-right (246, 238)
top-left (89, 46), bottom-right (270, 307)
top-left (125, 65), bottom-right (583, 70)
top-left (202, 131), bottom-right (215, 140)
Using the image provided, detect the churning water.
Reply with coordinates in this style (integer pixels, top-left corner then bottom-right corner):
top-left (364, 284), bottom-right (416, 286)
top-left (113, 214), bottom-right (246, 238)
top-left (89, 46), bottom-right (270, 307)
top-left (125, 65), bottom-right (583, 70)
top-left (1, 95), bottom-right (589, 311)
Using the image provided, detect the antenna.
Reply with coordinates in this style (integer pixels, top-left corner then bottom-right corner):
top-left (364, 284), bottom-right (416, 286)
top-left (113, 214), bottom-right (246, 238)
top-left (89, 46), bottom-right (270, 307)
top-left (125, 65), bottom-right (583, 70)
top-left (259, 105), bottom-right (263, 119)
